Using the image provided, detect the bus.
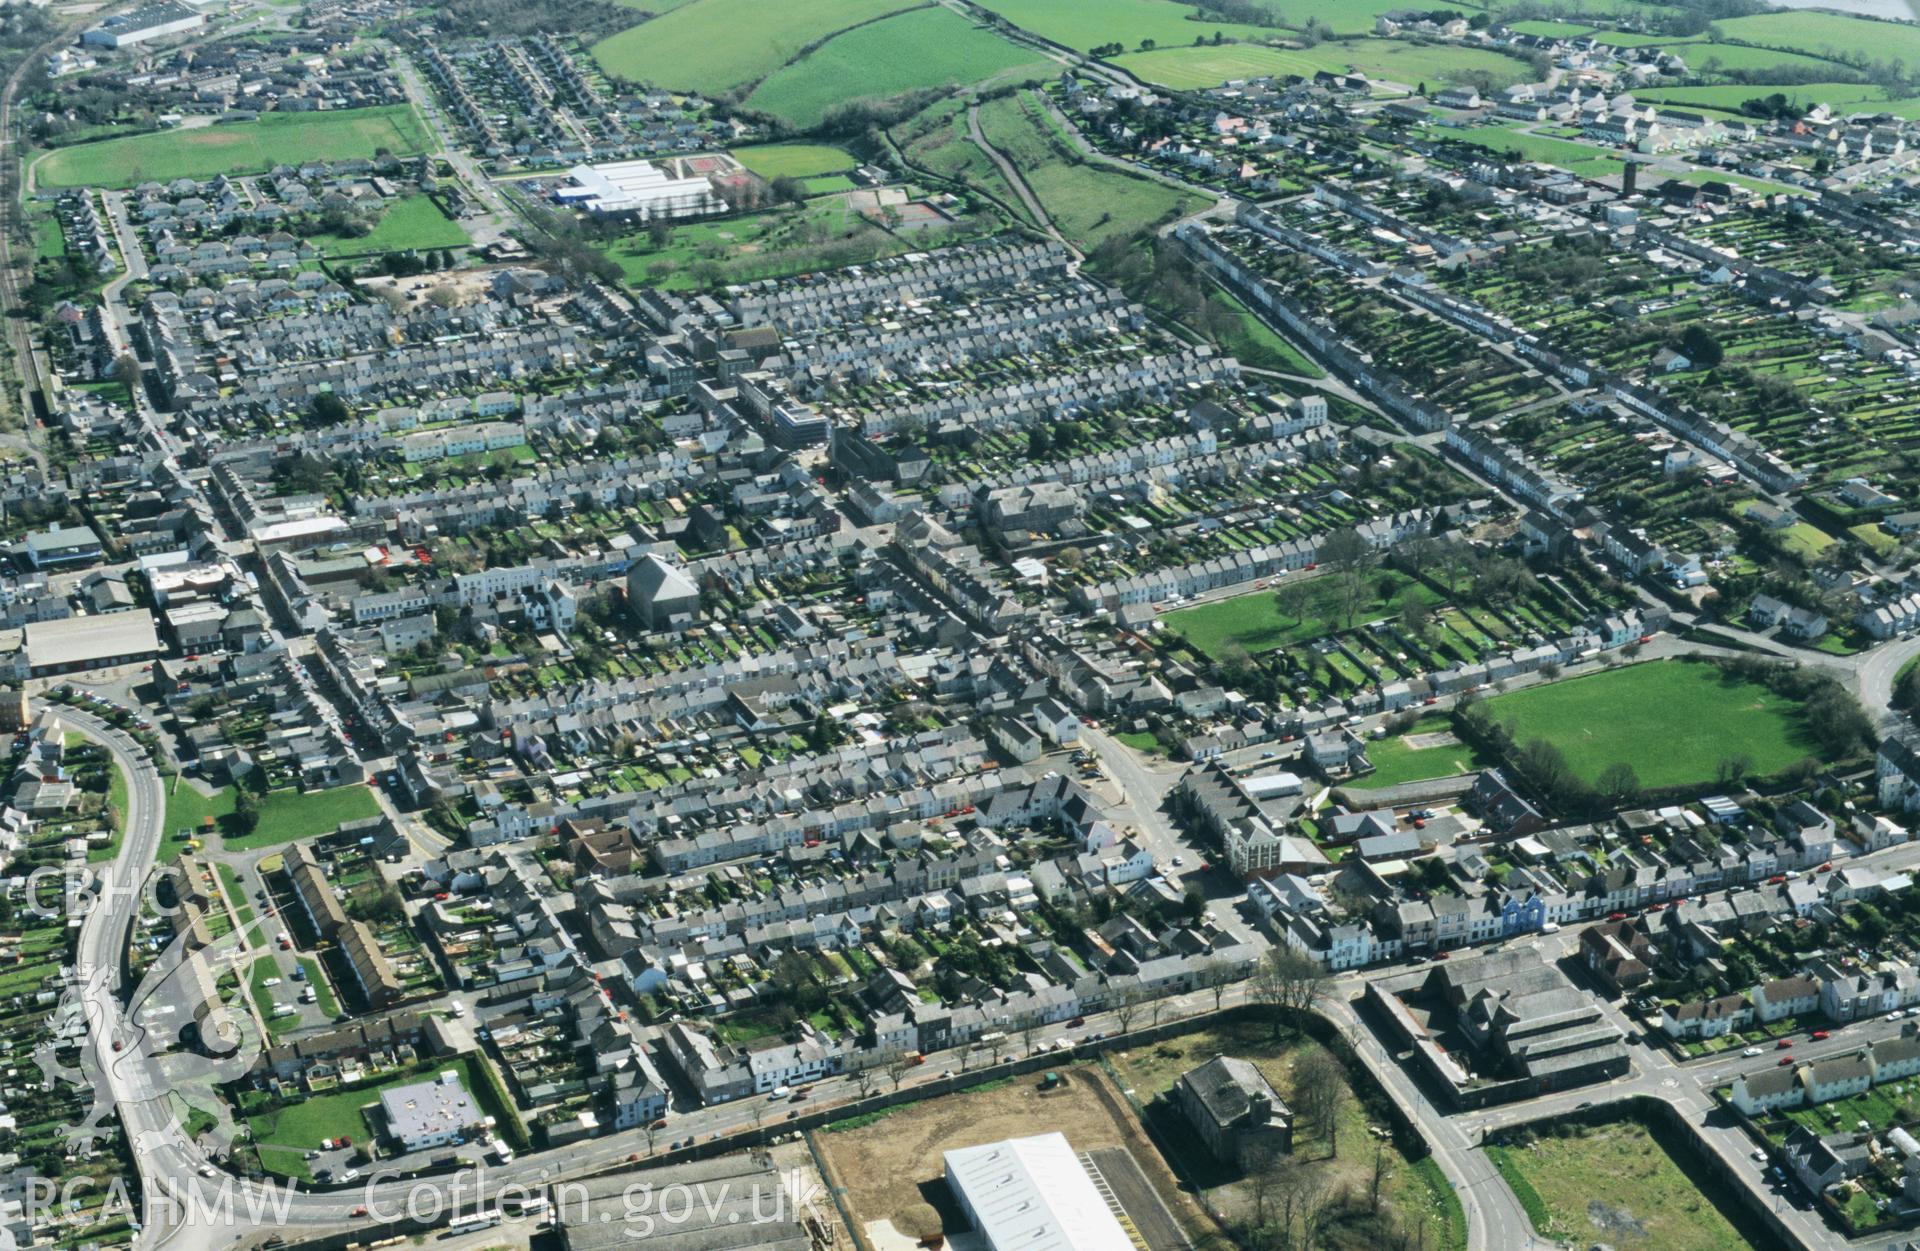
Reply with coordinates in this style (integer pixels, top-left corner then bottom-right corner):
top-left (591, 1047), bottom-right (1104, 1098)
top-left (446, 1212), bottom-right (500, 1237)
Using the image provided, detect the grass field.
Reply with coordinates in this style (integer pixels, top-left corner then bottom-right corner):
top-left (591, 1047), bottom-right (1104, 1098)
top-left (1478, 660), bottom-right (1820, 789)
top-left (1714, 10), bottom-right (1920, 66)
top-left (591, 0), bottom-right (913, 92)
top-left (730, 142), bottom-right (857, 180)
top-left (1487, 1121), bottom-right (1751, 1251)
top-left (976, 93), bottom-right (1190, 249)
top-left (1348, 716), bottom-right (1494, 790)
top-left (972, 0), bottom-right (1277, 53)
top-left (744, 7), bottom-right (1046, 127)
top-left (1114, 37), bottom-right (1529, 91)
top-left (162, 777), bottom-right (383, 852)
top-left (250, 1058), bottom-right (490, 1164)
top-left (306, 195), bottom-right (467, 257)
top-left (1680, 40), bottom-right (1857, 77)
top-left (1164, 572), bottom-right (1443, 657)
top-left (37, 107), bottom-right (432, 190)
top-left (1250, 0), bottom-right (1481, 36)
top-left (1460, 123), bottom-right (1625, 177)
top-left (1213, 288), bottom-right (1326, 376)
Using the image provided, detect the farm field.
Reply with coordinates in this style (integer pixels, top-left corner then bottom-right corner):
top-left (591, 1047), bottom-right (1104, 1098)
top-left (1713, 9), bottom-right (1920, 65)
top-left (1477, 660), bottom-right (1821, 789)
top-left (307, 195), bottom-right (467, 257)
top-left (971, 0), bottom-right (1276, 53)
top-left (1108, 1019), bottom-right (1466, 1250)
top-left (1632, 82), bottom-right (1901, 115)
top-left (1486, 1120), bottom-right (1756, 1251)
top-left (1114, 37), bottom-right (1529, 91)
top-left (975, 93), bottom-right (1191, 249)
top-left (1163, 571), bottom-right (1443, 657)
top-left (36, 107), bottom-right (431, 190)
top-left (745, 7), bottom-right (1046, 127)
top-left (1679, 40), bottom-right (1857, 76)
top-left (1249, 0), bottom-right (1483, 36)
top-left (591, 0), bottom-right (913, 93)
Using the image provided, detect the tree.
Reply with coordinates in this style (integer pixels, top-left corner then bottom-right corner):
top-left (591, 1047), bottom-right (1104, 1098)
top-left (310, 392), bottom-right (349, 425)
top-left (1275, 579), bottom-right (1311, 624)
top-left (851, 1063), bottom-right (878, 1099)
top-left (1293, 1050), bottom-right (1345, 1157)
top-left (1318, 527), bottom-right (1371, 575)
top-left (1680, 323), bottom-right (1724, 369)
top-left (885, 1054), bottom-right (913, 1091)
top-left (1596, 762), bottom-right (1640, 806)
top-left (1715, 752), bottom-right (1755, 785)
top-left (1198, 957), bottom-right (1235, 1011)
top-left (1113, 988), bottom-right (1143, 1035)
top-left (231, 787), bottom-right (260, 835)
top-left (1514, 738), bottom-right (1576, 805)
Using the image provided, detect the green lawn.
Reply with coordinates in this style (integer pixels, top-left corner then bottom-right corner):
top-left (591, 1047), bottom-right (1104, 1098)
top-left (1487, 1120), bottom-right (1754, 1251)
top-left (299, 957), bottom-right (340, 1018)
top-left (730, 142), bottom-right (858, 180)
top-left (744, 7), bottom-right (1046, 127)
top-left (1165, 572), bottom-right (1442, 657)
top-left (591, 0), bottom-right (911, 92)
top-left (162, 778), bottom-right (382, 852)
top-left (1348, 717), bottom-right (1493, 790)
top-left (1478, 660), bottom-right (1822, 789)
top-left (249, 1059), bottom-right (484, 1157)
top-left (37, 107), bottom-right (433, 190)
top-left (86, 758), bottom-right (131, 864)
top-left (305, 195), bottom-right (467, 257)
top-left (1212, 288), bottom-right (1325, 377)
top-left (248, 956), bottom-right (297, 1039)
top-left (1632, 82), bottom-right (1898, 116)
top-left (1712, 10), bottom-right (1920, 66)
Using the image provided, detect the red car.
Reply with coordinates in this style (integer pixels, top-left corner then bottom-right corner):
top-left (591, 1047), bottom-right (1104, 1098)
top-left (1777, 1056), bottom-right (1794, 1067)
top-left (1644, 903), bottom-right (1664, 913)
top-left (1607, 912), bottom-right (1627, 921)
top-left (1812, 1030), bottom-right (1831, 1040)
top-left (1433, 951), bottom-right (1450, 961)
top-left (351, 1207), bottom-right (368, 1219)
top-left (1777, 1038), bottom-right (1794, 1049)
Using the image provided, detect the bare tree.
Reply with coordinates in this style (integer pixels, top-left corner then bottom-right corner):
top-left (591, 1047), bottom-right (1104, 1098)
top-left (1199, 957), bottom-right (1235, 1012)
top-left (1369, 1139), bottom-right (1391, 1212)
top-left (958, 1038), bottom-right (976, 1071)
top-left (851, 1063), bottom-right (878, 1099)
top-left (1249, 947), bottom-right (1331, 1037)
top-left (1113, 988), bottom-right (1142, 1035)
top-left (1293, 1049), bottom-right (1346, 1158)
top-left (1020, 1018), bottom-right (1040, 1056)
top-left (885, 1054), bottom-right (913, 1092)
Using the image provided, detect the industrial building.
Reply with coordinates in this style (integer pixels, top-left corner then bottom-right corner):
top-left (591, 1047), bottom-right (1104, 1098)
top-left (81, 2), bottom-right (207, 48)
top-left (551, 160), bottom-right (721, 219)
top-left (14, 611), bottom-right (161, 677)
top-left (943, 1133), bottom-right (1135, 1251)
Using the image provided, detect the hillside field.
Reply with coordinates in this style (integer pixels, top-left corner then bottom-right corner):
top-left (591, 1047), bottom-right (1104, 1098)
top-left (975, 92), bottom-right (1191, 249)
top-left (591, 0), bottom-right (915, 93)
top-left (745, 7), bottom-right (1046, 127)
top-left (1114, 36), bottom-right (1529, 90)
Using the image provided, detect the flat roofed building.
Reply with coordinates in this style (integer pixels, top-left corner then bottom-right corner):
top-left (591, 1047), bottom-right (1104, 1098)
top-left (378, 1071), bottom-right (481, 1151)
top-left (943, 1133), bottom-right (1134, 1251)
top-left (552, 160), bottom-right (720, 220)
top-left (22, 611), bottom-right (160, 676)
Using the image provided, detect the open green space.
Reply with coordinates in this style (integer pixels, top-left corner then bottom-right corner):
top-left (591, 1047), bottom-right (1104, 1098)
top-left (299, 957), bottom-right (340, 1018)
top-left (744, 7), bottom-right (1046, 127)
top-left (730, 142), bottom-right (857, 180)
top-left (591, 0), bottom-right (913, 93)
top-left (1348, 716), bottom-right (1494, 790)
top-left (36, 107), bottom-right (432, 190)
top-left (1486, 1120), bottom-right (1754, 1251)
top-left (306, 195), bottom-right (467, 257)
top-left (972, 0), bottom-right (1278, 53)
top-left (1713, 10), bottom-right (1920, 66)
top-left (1114, 37), bottom-right (1528, 91)
top-left (976, 93), bottom-right (1190, 250)
top-left (1632, 82), bottom-right (1899, 116)
top-left (1680, 40), bottom-right (1857, 76)
top-left (1165, 571), bottom-right (1442, 657)
top-left (598, 194), bottom-right (962, 289)
top-left (1460, 123), bottom-right (1624, 177)
top-left (1212, 288), bottom-right (1326, 376)
top-left (1478, 660), bottom-right (1821, 790)
top-left (162, 778), bottom-right (382, 852)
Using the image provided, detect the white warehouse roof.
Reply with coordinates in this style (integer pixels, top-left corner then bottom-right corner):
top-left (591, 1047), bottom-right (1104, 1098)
top-left (553, 160), bottom-right (717, 217)
top-left (943, 1133), bottom-right (1134, 1251)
